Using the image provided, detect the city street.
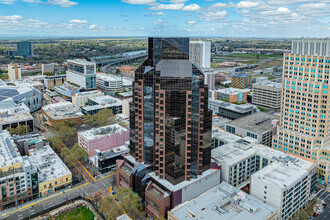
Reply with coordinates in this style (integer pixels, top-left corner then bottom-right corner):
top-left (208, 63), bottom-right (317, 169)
top-left (315, 187), bottom-right (330, 219)
top-left (0, 174), bottom-right (114, 220)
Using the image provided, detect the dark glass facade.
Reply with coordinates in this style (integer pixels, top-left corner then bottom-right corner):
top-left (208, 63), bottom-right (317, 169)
top-left (130, 38), bottom-right (212, 185)
top-left (17, 42), bottom-right (33, 57)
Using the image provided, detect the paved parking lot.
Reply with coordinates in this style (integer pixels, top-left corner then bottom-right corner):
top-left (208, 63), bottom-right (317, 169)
top-left (315, 187), bottom-right (330, 219)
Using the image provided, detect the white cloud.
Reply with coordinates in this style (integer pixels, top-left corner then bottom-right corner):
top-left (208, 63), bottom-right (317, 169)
top-left (89, 24), bottom-right (98, 29)
top-left (122, 0), bottom-right (156, 4)
top-left (187, 20), bottom-right (196, 25)
top-left (152, 12), bottom-right (166, 16)
top-left (0, 0), bottom-right (16, 4)
top-left (236, 1), bottom-right (260, 8)
top-left (0, 15), bottom-right (50, 31)
top-left (212, 3), bottom-right (228, 8)
top-left (260, 7), bottom-right (291, 15)
top-left (200, 10), bottom-right (228, 21)
top-left (46, 0), bottom-right (78, 7)
top-left (267, 0), bottom-right (330, 5)
top-left (150, 3), bottom-right (184, 10)
top-left (170, 0), bottom-right (188, 3)
top-left (69, 19), bottom-right (88, 24)
top-left (182, 3), bottom-right (201, 11)
top-left (154, 19), bottom-right (167, 25)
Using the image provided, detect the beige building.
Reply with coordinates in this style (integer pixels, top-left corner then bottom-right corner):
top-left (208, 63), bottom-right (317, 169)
top-left (7, 64), bottom-right (22, 80)
top-left (41, 64), bottom-right (55, 75)
top-left (44, 75), bottom-right (66, 90)
top-left (252, 78), bottom-right (282, 109)
top-left (72, 90), bottom-right (104, 107)
top-left (272, 51), bottom-right (330, 185)
top-left (122, 98), bottom-right (132, 117)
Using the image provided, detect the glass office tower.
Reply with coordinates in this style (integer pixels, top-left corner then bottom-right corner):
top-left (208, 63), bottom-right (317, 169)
top-left (17, 42), bottom-right (33, 56)
top-left (130, 38), bottom-right (212, 185)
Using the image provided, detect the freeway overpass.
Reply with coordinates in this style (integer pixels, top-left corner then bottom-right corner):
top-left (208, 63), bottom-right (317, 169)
top-left (93, 53), bottom-right (147, 67)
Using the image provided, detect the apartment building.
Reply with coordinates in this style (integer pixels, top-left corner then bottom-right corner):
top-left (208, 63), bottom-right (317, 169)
top-left (7, 64), bottom-right (22, 81)
top-left (71, 90), bottom-right (104, 107)
top-left (225, 112), bottom-right (279, 147)
top-left (231, 73), bottom-right (250, 89)
top-left (41, 64), bottom-right (55, 75)
top-left (291, 39), bottom-right (330, 56)
top-left (252, 77), bottom-right (282, 109)
top-left (272, 39), bottom-right (330, 184)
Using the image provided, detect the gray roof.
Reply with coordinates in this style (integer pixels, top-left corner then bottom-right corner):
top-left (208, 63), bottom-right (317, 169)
top-left (169, 182), bottom-right (277, 220)
top-left (226, 112), bottom-right (279, 133)
top-left (156, 59), bottom-right (193, 77)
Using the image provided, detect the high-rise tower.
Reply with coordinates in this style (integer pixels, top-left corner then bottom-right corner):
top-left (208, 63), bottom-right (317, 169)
top-left (129, 38), bottom-right (212, 185)
top-left (273, 39), bottom-right (330, 184)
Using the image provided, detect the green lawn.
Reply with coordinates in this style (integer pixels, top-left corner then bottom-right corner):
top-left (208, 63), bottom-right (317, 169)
top-left (55, 206), bottom-right (95, 220)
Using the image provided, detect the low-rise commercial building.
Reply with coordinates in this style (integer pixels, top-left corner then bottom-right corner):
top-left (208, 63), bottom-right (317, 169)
top-left (215, 88), bottom-right (250, 103)
top-left (78, 123), bottom-right (129, 156)
top-left (225, 112), bottom-right (279, 147)
top-left (252, 79), bottom-right (282, 109)
top-left (28, 144), bottom-right (72, 197)
top-left (0, 103), bottom-right (34, 133)
top-left (208, 99), bottom-right (256, 119)
top-left (96, 73), bottom-right (124, 95)
top-left (54, 82), bottom-right (80, 101)
top-left (82, 95), bottom-right (122, 115)
top-left (71, 90), bottom-right (104, 107)
top-left (41, 101), bottom-right (83, 126)
top-left (231, 73), bottom-right (250, 89)
top-left (91, 145), bottom-right (129, 173)
top-left (120, 66), bottom-right (135, 75)
top-left (168, 182), bottom-right (278, 220)
top-left (117, 91), bottom-right (132, 100)
top-left (44, 75), bottom-right (66, 90)
top-left (12, 79), bottom-right (44, 92)
top-left (66, 59), bottom-right (96, 90)
top-left (212, 129), bottom-right (242, 149)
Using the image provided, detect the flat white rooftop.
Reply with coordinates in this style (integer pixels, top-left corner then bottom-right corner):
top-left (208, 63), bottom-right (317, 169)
top-left (170, 182), bottom-right (277, 220)
top-left (28, 144), bottom-right (71, 184)
top-left (42, 101), bottom-right (83, 120)
top-left (96, 73), bottom-right (123, 82)
top-left (79, 123), bottom-right (128, 141)
top-left (0, 130), bottom-right (22, 168)
top-left (67, 59), bottom-right (95, 66)
top-left (216, 88), bottom-right (250, 95)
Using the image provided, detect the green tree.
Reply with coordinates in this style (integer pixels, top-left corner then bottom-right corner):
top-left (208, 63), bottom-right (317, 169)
top-left (71, 143), bottom-right (88, 162)
top-left (83, 108), bottom-right (117, 127)
top-left (100, 196), bottom-right (122, 220)
top-left (52, 122), bottom-right (76, 146)
top-left (60, 147), bottom-right (74, 165)
top-left (6, 125), bottom-right (30, 135)
top-left (48, 137), bottom-right (62, 151)
top-left (115, 187), bottom-right (144, 220)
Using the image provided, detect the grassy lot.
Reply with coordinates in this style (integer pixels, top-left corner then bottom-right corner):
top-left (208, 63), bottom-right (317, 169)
top-left (55, 206), bottom-right (95, 220)
top-left (212, 53), bottom-right (283, 67)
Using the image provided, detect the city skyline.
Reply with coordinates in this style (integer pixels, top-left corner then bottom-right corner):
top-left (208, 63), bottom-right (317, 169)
top-left (0, 0), bottom-right (329, 38)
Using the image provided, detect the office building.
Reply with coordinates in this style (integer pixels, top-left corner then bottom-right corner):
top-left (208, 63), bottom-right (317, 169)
top-left (168, 182), bottom-right (278, 220)
top-left (212, 129), bottom-right (242, 149)
top-left (231, 73), bottom-right (250, 89)
top-left (291, 39), bottom-right (330, 57)
top-left (202, 68), bottom-right (216, 90)
top-left (7, 64), bottom-right (22, 81)
top-left (0, 103), bottom-right (34, 133)
top-left (66, 59), bottom-right (96, 90)
top-left (117, 91), bottom-right (132, 100)
top-left (189, 40), bottom-right (211, 68)
top-left (91, 145), bottom-right (129, 174)
top-left (0, 86), bottom-right (42, 113)
top-left (252, 78), bottom-right (282, 109)
top-left (214, 88), bottom-right (251, 103)
top-left (17, 42), bottom-right (33, 57)
top-left (251, 156), bottom-right (316, 220)
top-left (72, 90), bottom-right (104, 107)
top-left (272, 43), bottom-right (330, 184)
top-left (41, 64), bottom-right (55, 75)
top-left (225, 112), bottom-right (279, 147)
top-left (54, 82), bottom-right (80, 101)
top-left (41, 101), bottom-right (83, 126)
top-left (212, 137), bottom-right (317, 219)
top-left (208, 99), bottom-right (256, 119)
top-left (81, 95), bottom-right (122, 115)
top-left (44, 75), bottom-right (66, 90)
top-left (78, 123), bottom-right (129, 157)
top-left (96, 73), bottom-right (124, 94)
top-left (116, 38), bottom-right (216, 219)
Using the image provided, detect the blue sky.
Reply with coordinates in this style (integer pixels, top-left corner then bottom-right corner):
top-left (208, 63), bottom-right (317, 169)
top-left (0, 0), bottom-right (329, 38)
